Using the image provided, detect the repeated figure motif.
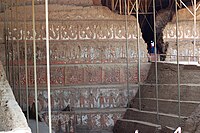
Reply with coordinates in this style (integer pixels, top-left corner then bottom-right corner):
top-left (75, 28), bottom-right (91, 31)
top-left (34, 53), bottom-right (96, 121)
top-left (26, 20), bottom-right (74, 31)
top-left (6, 21), bottom-right (142, 41)
top-left (7, 41), bottom-right (148, 65)
top-left (20, 88), bottom-right (137, 111)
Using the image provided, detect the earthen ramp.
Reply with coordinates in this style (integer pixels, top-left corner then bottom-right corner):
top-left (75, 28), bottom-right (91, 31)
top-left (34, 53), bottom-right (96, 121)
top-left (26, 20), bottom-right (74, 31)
top-left (114, 62), bottom-right (200, 133)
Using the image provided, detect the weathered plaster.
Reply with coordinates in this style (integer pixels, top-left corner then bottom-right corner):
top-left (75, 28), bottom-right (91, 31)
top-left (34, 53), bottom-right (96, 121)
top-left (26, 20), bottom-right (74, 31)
top-left (0, 61), bottom-right (31, 132)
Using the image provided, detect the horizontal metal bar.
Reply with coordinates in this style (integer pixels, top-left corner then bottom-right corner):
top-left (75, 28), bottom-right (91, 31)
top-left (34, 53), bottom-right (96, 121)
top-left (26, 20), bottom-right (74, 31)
top-left (196, 3), bottom-right (200, 11)
top-left (179, 0), bottom-right (194, 16)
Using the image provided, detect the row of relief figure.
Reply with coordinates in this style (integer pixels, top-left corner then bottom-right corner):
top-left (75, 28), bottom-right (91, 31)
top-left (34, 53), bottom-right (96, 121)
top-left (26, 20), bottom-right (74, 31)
top-left (27, 91), bottom-right (129, 112)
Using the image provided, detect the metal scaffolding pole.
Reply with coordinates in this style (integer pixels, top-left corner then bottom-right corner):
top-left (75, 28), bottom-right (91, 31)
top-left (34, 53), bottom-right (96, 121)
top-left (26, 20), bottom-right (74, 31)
top-left (193, 0), bottom-right (197, 60)
top-left (124, 0), bottom-right (130, 108)
top-left (10, 0), bottom-right (15, 92)
top-left (136, 0), bottom-right (141, 111)
top-left (179, 0), bottom-right (197, 61)
top-left (3, 1), bottom-right (10, 81)
top-left (45, 0), bottom-right (52, 132)
top-left (23, 0), bottom-right (29, 122)
top-left (32, 0), bottom-right (39, 132)
top-left (16, 0), bottom-right (22, 107)
top-left (153, 0), bottom-right (159, 123)
top-left (175, 0), bottom-right (181, 123)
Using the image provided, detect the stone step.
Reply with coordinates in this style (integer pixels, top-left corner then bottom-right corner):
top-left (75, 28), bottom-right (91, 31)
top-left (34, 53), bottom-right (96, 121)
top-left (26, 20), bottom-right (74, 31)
top-left (138, 84), bottom-right (200, 101)
top-left (113, 119), bottom-right (161, 133)
top-left (131, 98), bottom-right (198, 117)
top-left (146, 63), bottom-right (200, 84)
top-left (123, 108), bottom-right (186, 129)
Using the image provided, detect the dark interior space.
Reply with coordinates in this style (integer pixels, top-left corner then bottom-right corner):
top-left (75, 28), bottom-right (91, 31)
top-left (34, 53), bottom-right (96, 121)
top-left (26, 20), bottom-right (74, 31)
top-left (101, 0), bottom-right (199, 61)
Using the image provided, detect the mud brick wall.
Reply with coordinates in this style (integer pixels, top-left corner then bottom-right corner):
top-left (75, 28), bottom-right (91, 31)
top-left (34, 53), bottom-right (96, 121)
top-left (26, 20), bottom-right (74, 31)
top-left (0, 61), bottom-right (31, 132)
top-left (163, 6), bottom-right (200, 61)
top-left (0, 5), bottom-right (150, 131)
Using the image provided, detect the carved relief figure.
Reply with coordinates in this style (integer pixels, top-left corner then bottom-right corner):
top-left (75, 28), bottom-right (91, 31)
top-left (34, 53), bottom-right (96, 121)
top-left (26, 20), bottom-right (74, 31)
top-left (88, 93), bottom-right (96, 108)
top-left (116, 92), bottom-right (126, 107)
top-left (99, 93), bottom-right (105, 108)
top-left (79, 92), bottom-right (85, 108)
top-left (107, 92), bottom-right (115, 108)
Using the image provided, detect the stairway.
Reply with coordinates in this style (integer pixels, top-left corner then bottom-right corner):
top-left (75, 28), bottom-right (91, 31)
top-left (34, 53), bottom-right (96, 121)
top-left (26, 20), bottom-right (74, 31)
top-left (113, 62), bottom-right (200, 133)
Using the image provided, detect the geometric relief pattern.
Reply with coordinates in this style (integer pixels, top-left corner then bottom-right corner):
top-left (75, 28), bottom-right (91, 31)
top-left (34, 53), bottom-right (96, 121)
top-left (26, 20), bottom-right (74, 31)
top-left (121, 65), bottom-right (138, 83)
top-left (50, 67), bottom-right (65, 86)
top-left (102, 66), bottom-right (120, 84)
top-left (76, 112), bottom-right (124, 129)
top-left (84, 66), bottom-right (102, 84)
top-left (164, 21), bottom-right (200, 62)
top-left (43, 111), bottom-right (124, 133)
top-left (65, 66), bottom-right (84, 85)
top-left (43, 112), bottom-right (75, 133)
top-left (29, 67), bottom-right (47, 86)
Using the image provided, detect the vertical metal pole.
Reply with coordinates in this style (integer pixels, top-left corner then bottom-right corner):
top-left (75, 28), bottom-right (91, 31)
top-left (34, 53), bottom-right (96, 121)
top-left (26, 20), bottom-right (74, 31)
top-left (11, 0), bottom-right (15, 92)
top-left (45, 0), bottom-right (52, 132)
top-left (124, 0), bottom-right (130, 107)
top-left (175, 0), bottom-right (181, 122)
top-left (111, 0), bottom-right (114, 11)
top-left (128, 0), bottom-right (130, 15)
top-left (32, 0), bottom-right (39, 132)
top-left (119, 0), bottom-right (122, 14)
top-left (136, 0), bottom-right (141, 111)
top-left (16, 0), bottom-right (22, 108)
top-left (7, 1), bottom-right (11, 83)
top-left (153, 0), bottom-right (159, 123)
top-left (193, 0), bottom-right (197, 60)
top-left (3, 1), bottom-right (9, 81)
top-left (23, 0), bottom-right (29, 122)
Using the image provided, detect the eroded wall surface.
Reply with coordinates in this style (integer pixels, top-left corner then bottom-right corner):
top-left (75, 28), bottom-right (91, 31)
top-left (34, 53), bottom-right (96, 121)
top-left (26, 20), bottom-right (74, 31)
top-left (163, 4), bottom-right (200, 61)
top-left (0, 5), bottom-right (150, 132)
top-left (0, 61), bottom-right (31, 132)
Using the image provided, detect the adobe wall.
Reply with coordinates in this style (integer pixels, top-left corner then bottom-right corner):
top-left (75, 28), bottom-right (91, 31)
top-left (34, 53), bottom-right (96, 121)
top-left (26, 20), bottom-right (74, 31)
top-left (0, 61), bottom-right (31, 133)
top-left (0, 4), bottom-right (150, 132)
top-left (163, 4), bottom-right (200, 61)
